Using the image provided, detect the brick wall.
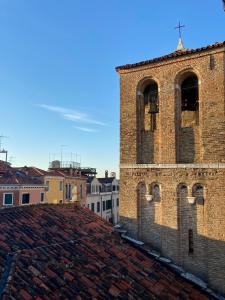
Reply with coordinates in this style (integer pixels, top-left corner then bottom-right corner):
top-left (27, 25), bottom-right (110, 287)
top-left (117, 44), bottom-right (225, 295)
top-left (119, 166), bottom-right (225, 294)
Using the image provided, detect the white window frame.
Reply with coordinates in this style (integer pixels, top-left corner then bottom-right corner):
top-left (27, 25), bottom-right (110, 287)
top-left (3, 193), bottom-right (14, 206)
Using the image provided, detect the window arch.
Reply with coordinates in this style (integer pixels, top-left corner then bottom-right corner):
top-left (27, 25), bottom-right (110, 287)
top-left (143, 81), bottom-right (159, 131)
top-left (175, 70), bottom-right (200, 163)
top-left (137, 78), bottom-right (160, 164)
top-left (143, 82), bottom-right (159, 114)
top-left (152, 183), bottom-right (161, 200)
top-left (180, 72), bottom-right (199, 126)
top-left (181, 74), bottom-right (199, 113)
top-left (192, 183), bottom-right (204, 205)
top-left (177, 183), bottom-right (188, 198)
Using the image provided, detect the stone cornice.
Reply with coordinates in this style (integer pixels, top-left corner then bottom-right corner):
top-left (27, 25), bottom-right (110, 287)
top-left (120, 163), bottom-right (225, 169)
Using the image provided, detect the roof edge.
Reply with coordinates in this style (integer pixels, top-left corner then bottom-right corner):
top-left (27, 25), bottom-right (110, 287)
top-left (115, 41), bottom-right (225, 72)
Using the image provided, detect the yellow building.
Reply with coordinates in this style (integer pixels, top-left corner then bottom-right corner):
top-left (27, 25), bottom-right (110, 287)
top-left (44, 173), bottom-right (64, 204)
top-left (51, 169), bottom-right (87, 205)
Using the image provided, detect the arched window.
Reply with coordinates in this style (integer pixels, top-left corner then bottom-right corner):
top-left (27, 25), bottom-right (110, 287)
top-left (181, 74), bottom-right (199, 126)
top-left (177, 183), bottom-right (188, 198)
top-left (152, 183), bottom-right (160, 201)
top-left (143, 82), bottom-right (159, 131)
top-left (146, 182), bottom-right (161, 201)
top-left (192, 183), bottom-right (204, 205)
top-left (181, 75), bottom-right (198, 111)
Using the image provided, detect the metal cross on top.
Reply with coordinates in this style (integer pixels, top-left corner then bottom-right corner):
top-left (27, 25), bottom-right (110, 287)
top-left (175, 21), bottom-right (185, 39)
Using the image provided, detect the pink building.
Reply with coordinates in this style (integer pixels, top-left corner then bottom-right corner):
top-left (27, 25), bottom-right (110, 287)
top-left (0, 162), bottom-right (46, 208)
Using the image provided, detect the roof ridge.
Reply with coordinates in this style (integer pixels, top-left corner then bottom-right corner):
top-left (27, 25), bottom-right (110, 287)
top-left (116, 40), bottom-right (225, 71)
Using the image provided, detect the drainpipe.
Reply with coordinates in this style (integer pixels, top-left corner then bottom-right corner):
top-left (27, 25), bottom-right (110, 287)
top-left (111, 193), bottom-right (114, 225)
top-left (100, 194), bottom-right (102, 219)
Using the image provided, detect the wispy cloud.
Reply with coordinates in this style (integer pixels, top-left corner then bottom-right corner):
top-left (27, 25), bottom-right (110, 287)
top-left (38, 104), bottom-right (106, 127)
top-left (74, 126), bottom-right (98, 133)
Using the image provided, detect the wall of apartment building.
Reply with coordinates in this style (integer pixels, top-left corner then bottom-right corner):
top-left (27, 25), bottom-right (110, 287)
top-left (87, 192), bottom-right (119, 224)
top-left (63, 176), bottom-right (87, 205)
top-left (0, 189), bottom-right (20, 207)
top-left (0, 186), bottom-right (45, 207)
top-left (44, 176), bottom-right (64, 204)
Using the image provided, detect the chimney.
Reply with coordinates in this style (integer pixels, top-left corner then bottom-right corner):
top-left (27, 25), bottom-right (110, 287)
top-left (105, 170), bottom-right (108, 178)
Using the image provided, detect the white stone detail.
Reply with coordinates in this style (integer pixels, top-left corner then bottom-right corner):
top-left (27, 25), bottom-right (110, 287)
top-left (187, 196), bottom-right (196, 205)
top-left (176, 37), bottom-right (185, 51)
top-left (145, 194), bottom-right (153, 202)
top-left (120, 163), bottom-right (225, 169)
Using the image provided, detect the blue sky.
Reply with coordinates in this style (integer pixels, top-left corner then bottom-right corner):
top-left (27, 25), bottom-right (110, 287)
top-left (0, 0), bottom-right (224, 177)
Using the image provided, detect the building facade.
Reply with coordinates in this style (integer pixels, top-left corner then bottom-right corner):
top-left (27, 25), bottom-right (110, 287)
top-left (116, 41), bottom-right (225, 295)
top-left (16, 166), bottom-right (64, 204)
top-left (44, 174), bottom-right (64, 204)
top-left (49, 166), bottom-right (87, 206)
top-left (0, 164), bottom-right (46, 208)
top-left (86, 172), bottom-right (119, 224)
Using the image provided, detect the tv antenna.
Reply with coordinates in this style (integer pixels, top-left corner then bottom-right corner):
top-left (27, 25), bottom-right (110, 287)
top-left (0, 135), bottom-right (9, 162)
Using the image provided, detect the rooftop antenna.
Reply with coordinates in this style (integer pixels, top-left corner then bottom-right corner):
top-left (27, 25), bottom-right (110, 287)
top-left (60, 145), bottom-right (67, 166)
top-left (175, 21), bottom-right (185, 51)
top-left (0, 135), bottom-right (8, 162)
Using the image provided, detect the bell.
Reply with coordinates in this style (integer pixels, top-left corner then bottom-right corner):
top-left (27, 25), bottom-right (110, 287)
top-left (148, 102), bottom-right (159, 114)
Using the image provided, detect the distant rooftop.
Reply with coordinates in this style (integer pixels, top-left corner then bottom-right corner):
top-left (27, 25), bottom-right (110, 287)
top-left (49, 160), bottom-right (97, 176)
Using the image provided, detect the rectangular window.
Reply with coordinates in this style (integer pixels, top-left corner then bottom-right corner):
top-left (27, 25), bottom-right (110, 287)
top-left (103, 201), bottom-right (106, 211)
top-left (117, 198), bottom-right (119, 206)
top-left (46, 181), bottom-right (50, 191)
top-left (22, 193), bottom-right (30, 205)
top-left (3, 193), bottom-right (13, 206)
top-left (106, 199), bottom-right (112, 210)
top-left (59, 181), bottom-right (63, 191)
top-left (97, 201), bottom-right (100, 212)
top-left (188, 229), bottom-right (194, 254)
top-left (40, 192), bottom-right (45, 202)
top-left (68, 184), bottom-right (71, 199)
top-left (91, 203), bottom-right (95, 212)
top-left (80, 184), bottom-right (83, 198)
top-left (87, 204), bottom-right (90, 209)
top-left (210, 54), bottom-right (215, 70)
top-left (112, 185), bottom-right (116, 191)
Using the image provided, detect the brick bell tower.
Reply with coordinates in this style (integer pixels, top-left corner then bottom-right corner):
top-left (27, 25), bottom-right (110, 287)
top-left (116, 40), bottom-right (225, 295)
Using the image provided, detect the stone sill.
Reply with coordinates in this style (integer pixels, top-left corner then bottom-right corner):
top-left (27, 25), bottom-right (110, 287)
top-left (120, 163), bottom-right (225, 169)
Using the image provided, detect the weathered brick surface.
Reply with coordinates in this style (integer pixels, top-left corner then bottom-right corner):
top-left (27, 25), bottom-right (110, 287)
top-left (117, 44), bottom-right (225, 295)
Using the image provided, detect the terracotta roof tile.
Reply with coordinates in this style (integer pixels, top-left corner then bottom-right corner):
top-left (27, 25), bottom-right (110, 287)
top-left (116, 41), bottom-right (225, 72)
top-left (0, 204), bottom-right (214, 299)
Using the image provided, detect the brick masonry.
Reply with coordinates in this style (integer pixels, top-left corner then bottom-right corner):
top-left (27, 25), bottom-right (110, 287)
top-left (117, 43), bottom-right (225, 295)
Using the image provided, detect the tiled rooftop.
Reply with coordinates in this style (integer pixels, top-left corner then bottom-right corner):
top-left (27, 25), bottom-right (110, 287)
top-left (116, 41), bottom-right (225, 72)
top-left (0, 204), bottom-right (212, 299)
top-left (0, 171), bottom-right (43, 185)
